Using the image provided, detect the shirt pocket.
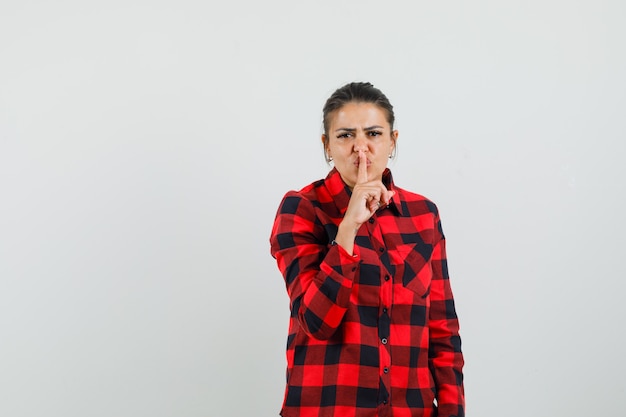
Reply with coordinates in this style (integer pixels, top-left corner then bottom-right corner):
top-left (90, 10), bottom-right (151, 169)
top-left (392, 242), bottom-right (433, 298)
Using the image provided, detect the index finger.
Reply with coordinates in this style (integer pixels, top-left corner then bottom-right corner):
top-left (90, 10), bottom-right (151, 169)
top-left (357, 150), bottom-right (368, 184)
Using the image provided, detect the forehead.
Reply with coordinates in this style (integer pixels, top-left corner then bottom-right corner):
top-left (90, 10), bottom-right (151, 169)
top-left (329, 102), bottom-right (390, 129)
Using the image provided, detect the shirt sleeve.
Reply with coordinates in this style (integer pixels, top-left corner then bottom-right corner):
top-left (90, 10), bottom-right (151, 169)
top-left (428, 207), bottom-right (465, 417)
top-left (270, 191), bottom-right (361, 340)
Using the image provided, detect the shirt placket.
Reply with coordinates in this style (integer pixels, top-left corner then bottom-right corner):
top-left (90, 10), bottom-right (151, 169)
top-left (365, 214), bottom-right (393, 408)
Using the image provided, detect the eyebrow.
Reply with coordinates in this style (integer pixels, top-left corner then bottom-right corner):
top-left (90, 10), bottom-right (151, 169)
top-left (334, 125), bottom-right (385, 133)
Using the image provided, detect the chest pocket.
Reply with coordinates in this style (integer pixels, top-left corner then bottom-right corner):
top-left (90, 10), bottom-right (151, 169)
top-left (392, 242), bottom-right (433, 297)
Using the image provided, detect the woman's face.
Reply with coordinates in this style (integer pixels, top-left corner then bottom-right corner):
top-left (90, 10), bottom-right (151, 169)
top-left (323, 102), bottom-right (398, 189)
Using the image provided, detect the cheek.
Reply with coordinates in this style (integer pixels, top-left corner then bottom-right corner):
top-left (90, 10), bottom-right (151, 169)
top-left (332, 145), bottom-right (351, 158)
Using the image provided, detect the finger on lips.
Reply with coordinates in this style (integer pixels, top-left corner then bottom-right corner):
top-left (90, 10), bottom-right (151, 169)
top-left (357, 151), bottom-right (368, 184)
top-left (354, 150), bottom-right (397, 212)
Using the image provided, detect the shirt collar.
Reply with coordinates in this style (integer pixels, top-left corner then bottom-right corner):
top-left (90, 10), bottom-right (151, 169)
top-left (323, 168), bottom-right (402, 216)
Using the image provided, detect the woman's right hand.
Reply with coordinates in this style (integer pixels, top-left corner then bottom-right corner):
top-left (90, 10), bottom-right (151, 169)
top-left (334, 151), bottom-right (395, 255)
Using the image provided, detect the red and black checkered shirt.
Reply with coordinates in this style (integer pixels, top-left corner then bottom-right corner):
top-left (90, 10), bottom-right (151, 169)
top-left (270, 168), bottom-right (464, 417)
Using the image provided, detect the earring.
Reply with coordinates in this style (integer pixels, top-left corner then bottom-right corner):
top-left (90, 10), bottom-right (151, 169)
top-left (329, 157), bottom-right (333, 161)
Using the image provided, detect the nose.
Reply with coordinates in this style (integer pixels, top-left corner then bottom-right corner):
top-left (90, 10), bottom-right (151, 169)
top-left (353, 133), bottom-right (368, 152)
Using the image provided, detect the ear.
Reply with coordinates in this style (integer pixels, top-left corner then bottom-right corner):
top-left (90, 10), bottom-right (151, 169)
top-left (391, 130), bottom-right (398, 150)
top-left (321, 134), bottom-right (331, 158)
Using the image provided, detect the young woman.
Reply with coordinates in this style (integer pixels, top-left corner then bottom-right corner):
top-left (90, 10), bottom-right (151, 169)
top-left (270, 82), bottom-right (464, 417)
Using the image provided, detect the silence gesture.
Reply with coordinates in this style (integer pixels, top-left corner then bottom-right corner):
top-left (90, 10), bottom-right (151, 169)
top-left (334, 150), bottom-right (395, 255)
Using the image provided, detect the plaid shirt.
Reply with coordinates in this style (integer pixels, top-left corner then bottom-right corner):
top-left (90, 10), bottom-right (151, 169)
top-left (270, 168), bottom-right (464, 417)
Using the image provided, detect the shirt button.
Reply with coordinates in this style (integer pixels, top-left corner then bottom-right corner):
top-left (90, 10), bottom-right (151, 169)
top-left (384, 367), bottom-right (389, 373)
top-left (379, 247), bottom-right (385, 253)
top-left (383, 308), bottom-right (388, 314)
top-left (384, 275), bottom-right (390, 281)
top-left (383, 400), bottom-right (388, 404)
top-left (381, 338), bottom-right (388, 345)
top-left (369, 218), bottom-right (375, 224)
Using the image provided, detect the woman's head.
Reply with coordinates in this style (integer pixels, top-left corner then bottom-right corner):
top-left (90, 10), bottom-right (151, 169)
top-left (322, 82), bottom-right (395, 139)
top-left (321, 82), bottom-right (398, 188)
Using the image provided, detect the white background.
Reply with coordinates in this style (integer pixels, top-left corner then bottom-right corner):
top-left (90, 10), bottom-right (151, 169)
top-left (1, 1), bottom-right (625, 416)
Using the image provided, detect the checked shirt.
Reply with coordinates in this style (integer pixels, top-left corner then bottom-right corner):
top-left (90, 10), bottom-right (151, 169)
top-left (270, 168), bottom-right (464, 417)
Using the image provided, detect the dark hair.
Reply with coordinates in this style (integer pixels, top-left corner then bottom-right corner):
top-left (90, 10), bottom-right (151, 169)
top-left (322, 82), bottom-right (395, 162)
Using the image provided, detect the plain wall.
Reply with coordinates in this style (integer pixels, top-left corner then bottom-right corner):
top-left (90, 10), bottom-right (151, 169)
top-left (1, 1), bottom-right (625, 416)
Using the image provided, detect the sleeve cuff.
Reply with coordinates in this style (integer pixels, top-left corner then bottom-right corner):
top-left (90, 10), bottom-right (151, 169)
top-left (332, 240), bottom-right (361, 261)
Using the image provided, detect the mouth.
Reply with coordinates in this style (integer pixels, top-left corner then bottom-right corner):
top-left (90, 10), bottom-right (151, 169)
top-left (355, 159), bottom-right (371, 167)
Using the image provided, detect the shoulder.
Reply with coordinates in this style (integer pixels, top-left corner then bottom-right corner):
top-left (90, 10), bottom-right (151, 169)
top-left (276, 178), bottom-right (326, 215)
top-left (393, 185), bottom-right (440, 217)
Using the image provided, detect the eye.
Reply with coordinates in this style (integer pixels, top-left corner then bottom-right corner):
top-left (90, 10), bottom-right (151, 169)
top-left (336, 132), bottom-right (352, 139)
top-left (367, 131), bottom-right (382, 137)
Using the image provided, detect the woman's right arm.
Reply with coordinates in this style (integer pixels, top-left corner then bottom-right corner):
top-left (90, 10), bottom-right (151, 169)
top-left (270, 191), bottom-right (361, 340)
